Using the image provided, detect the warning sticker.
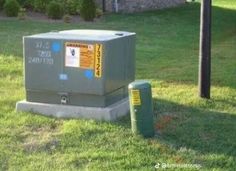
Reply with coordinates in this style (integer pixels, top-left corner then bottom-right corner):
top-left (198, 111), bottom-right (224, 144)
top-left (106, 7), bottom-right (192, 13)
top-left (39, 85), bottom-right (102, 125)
top-left (131, 89), bottom-right (141, 105)
top-left (65, 42), bottom-right (95, 69)
top-left (65, 43), bottom-right (80, 67)
top-left (79, 44), bottom-right (94, 69)
top-left (94, 44), bottom-right (103, 78)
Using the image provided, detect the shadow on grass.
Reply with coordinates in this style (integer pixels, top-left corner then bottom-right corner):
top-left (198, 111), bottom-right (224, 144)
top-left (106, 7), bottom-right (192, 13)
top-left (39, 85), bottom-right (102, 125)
top-left (57, 97), bottom-right (236, 169)
top-left (115, 97), bottom-right (236, 157)
top-left (151, 98), bottom-right (236, 158)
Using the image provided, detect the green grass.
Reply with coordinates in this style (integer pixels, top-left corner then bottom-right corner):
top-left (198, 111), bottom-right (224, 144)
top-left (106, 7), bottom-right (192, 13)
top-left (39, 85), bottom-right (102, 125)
top-left (0, 0), bottom-right (236, 170)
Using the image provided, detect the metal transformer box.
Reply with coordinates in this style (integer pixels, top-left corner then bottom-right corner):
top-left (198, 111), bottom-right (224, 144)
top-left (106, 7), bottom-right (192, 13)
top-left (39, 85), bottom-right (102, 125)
top-left (23, 30), bottom-right (136, 107)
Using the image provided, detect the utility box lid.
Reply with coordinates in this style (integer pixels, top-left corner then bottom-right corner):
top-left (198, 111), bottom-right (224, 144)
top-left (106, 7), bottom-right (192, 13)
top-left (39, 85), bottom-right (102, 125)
top-left (128, 80), bottom-right (151, 90)
top-left (28, 29), bottom-right (135, 41)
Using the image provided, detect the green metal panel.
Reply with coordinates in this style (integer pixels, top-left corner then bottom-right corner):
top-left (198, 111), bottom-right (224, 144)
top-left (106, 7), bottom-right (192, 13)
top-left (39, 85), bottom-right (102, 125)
top-left (128, 81), bottom-right (154, 137)
top-left (24, 38), bottom-right (64, 91)
top-left (24, 30), bottom-right (136, 107)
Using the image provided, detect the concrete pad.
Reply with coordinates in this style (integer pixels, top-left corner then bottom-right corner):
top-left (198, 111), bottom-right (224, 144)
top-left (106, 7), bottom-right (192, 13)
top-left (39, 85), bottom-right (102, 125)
top-left (16, 98), bottom-right (130, 121)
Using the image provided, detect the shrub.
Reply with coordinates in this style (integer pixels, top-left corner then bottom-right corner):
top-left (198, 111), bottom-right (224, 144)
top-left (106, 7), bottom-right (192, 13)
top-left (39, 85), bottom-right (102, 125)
top-left (63, 14), bottom-right (71, 23)
top-left (0, 0), bottom-right (5, 10)
top-left (18, 7), bottom-right (26, 20)
top-left (3, 0), bottom-right (20, 17)
top-left (47, 1), bottom-right (64, 19)
top-left (34, 0), bottom-right (47, 12)
top-left (96, 8), bottom-right (103, 18)
top-left (64, 0), bottom-right (80, 15)
top-left (19, 0), bottom-right (34, 10)
top-left (80, 0), bottom-right (96, 21)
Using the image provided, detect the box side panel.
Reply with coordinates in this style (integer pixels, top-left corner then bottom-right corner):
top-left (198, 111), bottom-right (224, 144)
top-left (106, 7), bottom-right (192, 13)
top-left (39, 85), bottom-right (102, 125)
top-left (104, 39), bottom-right (126, 93)
top-left (125, 35), bottom-right (136, 84)
top-left (104, 35), bottom-right (135, 93)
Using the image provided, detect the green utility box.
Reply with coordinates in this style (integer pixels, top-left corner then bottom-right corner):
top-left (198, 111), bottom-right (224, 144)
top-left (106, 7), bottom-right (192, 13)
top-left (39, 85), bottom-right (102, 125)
top-left (24, 30), bottom-right (136, 107)
top-left (128, 81), bottom-right (154, 137)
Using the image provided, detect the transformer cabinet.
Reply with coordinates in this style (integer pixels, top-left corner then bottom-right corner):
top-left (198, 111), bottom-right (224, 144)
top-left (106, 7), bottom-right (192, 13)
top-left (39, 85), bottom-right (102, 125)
top-left (23, 30), bottom-right (136, 107)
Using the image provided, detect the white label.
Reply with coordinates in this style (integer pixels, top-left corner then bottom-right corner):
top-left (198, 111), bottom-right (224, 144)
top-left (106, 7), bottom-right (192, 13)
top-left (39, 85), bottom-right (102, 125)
top-left (65, 45), bottom-right (80, 67)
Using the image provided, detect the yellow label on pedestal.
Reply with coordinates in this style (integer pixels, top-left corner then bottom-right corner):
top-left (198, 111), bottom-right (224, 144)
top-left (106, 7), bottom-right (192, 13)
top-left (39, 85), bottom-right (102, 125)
top-left (131, 89), bottom-right (141, 105)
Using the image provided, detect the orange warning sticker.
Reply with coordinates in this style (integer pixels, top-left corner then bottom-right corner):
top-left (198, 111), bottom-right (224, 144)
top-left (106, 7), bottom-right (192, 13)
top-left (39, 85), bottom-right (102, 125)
top-left (79, 44), bottom-right (94, 69)
top-left (131, 89), bottom-right (141, 105)
top-left (94, 44), bottom-right (103, 78)
top-left (65, 42), bottom-right (94, 69)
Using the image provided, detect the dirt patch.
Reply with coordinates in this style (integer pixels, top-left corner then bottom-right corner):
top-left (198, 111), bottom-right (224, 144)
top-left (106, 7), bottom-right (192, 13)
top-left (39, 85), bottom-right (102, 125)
top-left (23, 138), bottom-right (59, 153)
top-left (155, 113), bottom-right (183, 134)
top-left (21, 126), bottom-right (60, 153)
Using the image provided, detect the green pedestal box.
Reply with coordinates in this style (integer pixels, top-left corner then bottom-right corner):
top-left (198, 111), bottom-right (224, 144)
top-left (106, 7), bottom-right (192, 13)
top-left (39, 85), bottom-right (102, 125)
top-left (128, 81), bottom-right (155, 137)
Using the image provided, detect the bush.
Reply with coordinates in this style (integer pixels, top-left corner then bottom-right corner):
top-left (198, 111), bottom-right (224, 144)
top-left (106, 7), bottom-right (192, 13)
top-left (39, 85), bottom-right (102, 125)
top-left (34, 0), bottom-right (47, 12)
top-left (63, 0), bottom-right (80, 15)
top-left (63, 14), bottom-right (71, 23)
top-left (19, 0), bottom-right (34, 10)
top-left (96, 8), bottom-right (103, 18)
top-left (80, 0), bottom-right (96, 21)
top-left (18, 7), bottom-right (26, 20)
top-left (47, 1), bottom-right (64, 19)
top-left (3, 0), bottom-right (20, 17)
top-left (0, 0), bottom-right (5, 9)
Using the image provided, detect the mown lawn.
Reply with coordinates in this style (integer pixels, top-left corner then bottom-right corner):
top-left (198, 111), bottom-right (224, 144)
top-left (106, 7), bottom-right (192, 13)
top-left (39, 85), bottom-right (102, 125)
top-left (0, 0), bottom-right (236, 170)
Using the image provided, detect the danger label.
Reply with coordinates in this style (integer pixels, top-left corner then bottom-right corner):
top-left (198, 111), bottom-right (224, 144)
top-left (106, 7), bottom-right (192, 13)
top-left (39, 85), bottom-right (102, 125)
top-left (94, 44), bottom-right (103, 78)
top-left (131, 90), bottom-right (141, 105)
top-left (65, 43), bottom-right (80, 67)
top-left (79, 44), bottom-right (94, 69)
top-left (65, 42), bottom-right (94, 69)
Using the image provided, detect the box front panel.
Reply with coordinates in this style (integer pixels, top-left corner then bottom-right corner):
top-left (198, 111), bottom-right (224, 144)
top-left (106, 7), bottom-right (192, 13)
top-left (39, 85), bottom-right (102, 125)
top-left (24, 38), bottom-right (105, 95)
top-left (61, 40), bottom-right (105, 95)
top-left (24, 38), bottom-right (63, 91)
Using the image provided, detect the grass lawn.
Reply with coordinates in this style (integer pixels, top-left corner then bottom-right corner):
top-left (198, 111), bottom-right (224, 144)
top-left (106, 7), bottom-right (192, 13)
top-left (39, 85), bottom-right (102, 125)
top-left (0, 0), bottom-right (236, 170)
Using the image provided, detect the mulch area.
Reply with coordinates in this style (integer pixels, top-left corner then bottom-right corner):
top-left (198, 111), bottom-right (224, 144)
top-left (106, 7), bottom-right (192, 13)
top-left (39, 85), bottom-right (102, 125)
top-left (0, 10), bottom-right (101, 23)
